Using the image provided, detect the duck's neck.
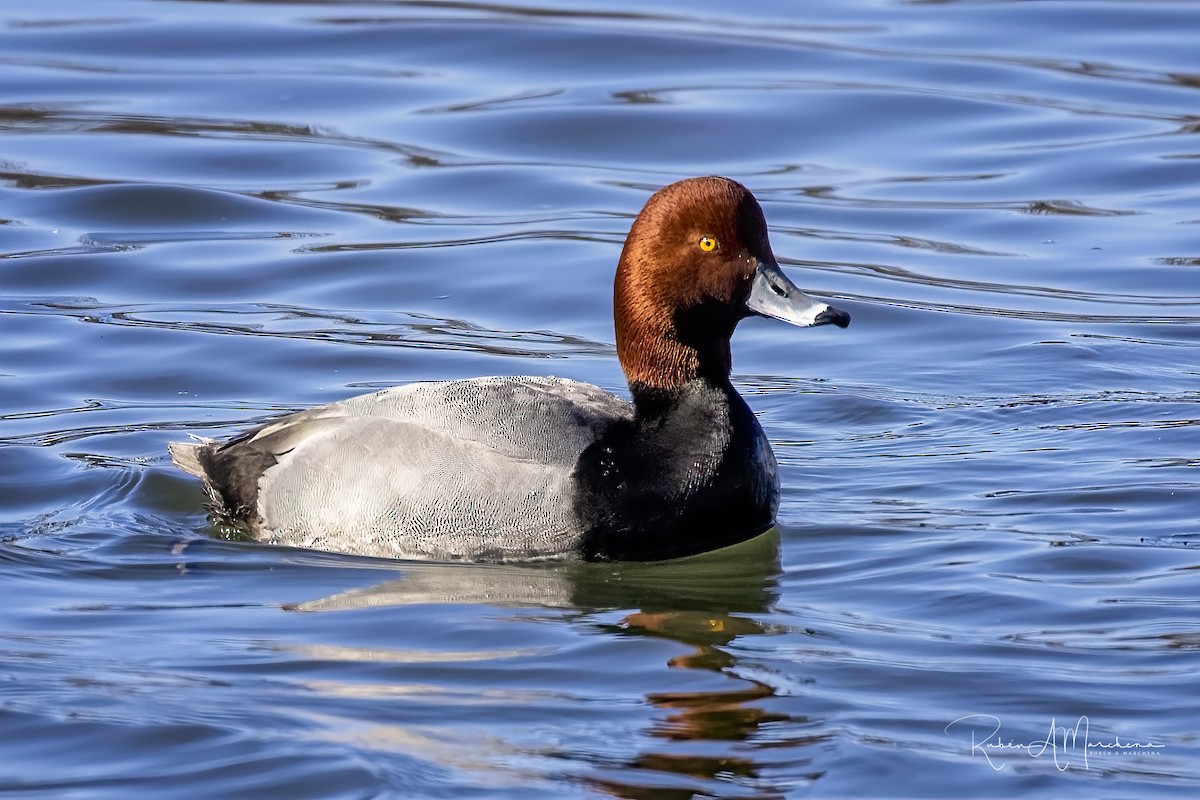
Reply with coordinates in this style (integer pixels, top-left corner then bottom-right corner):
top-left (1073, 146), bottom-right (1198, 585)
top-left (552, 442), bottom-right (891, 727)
top-left (628, 374), bottom-right (734, 419)
top-left (615, 299), bottom-right (740, 394)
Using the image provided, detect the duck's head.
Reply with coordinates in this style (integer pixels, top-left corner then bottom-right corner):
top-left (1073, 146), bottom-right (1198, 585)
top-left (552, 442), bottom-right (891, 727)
top-left (613, 176), bottom-right (850, 394)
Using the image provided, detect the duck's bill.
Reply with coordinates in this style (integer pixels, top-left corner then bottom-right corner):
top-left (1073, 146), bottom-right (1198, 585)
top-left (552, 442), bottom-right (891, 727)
top-left (746, 261), bottom-right (851, 328)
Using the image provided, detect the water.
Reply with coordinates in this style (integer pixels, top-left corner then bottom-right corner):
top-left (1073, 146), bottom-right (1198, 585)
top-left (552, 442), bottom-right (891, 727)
top-left (2, 1), bottom-right (1198, 797)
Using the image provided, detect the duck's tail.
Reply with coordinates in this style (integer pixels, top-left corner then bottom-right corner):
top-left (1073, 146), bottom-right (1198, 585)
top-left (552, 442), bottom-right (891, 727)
top-left (168, 441), bottom-right (208, 478)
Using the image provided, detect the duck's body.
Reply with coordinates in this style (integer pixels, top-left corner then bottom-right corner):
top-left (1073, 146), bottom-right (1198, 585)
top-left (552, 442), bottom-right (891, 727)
top-left (170, 176), bottom-right (849, 561)
top-left (170, 373), bottom-right (775, 561)
top-left (172, 376), bottom-right (629, 561)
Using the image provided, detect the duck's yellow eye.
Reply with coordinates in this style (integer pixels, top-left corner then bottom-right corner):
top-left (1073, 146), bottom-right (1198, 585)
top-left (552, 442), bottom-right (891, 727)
top-left (698, 236), bottom-right (717, 252)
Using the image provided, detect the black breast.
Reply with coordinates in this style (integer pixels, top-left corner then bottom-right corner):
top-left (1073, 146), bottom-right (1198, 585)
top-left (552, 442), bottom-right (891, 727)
top-left (571, 379), bottom-right (779, 561)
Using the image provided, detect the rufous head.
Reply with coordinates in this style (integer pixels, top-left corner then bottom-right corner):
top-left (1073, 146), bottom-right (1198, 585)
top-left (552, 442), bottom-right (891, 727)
top-left (613, 176), bottom-right (849, 394)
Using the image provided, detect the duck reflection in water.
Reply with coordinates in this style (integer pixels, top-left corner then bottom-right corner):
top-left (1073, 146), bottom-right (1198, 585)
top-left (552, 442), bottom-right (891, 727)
top-left (270, 530), bottom-right (825, 797)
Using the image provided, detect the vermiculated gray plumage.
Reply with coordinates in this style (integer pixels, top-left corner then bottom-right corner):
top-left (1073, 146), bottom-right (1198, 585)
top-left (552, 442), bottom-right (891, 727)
top-left (169, 377), bottom-right (632, 560)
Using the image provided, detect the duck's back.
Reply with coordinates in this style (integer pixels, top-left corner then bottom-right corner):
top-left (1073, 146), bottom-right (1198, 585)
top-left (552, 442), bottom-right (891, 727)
top-left (169, 377), bottom-right (632, 560)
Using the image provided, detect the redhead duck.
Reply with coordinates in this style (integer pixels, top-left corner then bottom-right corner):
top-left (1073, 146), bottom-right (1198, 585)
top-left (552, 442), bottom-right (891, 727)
top-left (169, 176), bottom-right (850, 561)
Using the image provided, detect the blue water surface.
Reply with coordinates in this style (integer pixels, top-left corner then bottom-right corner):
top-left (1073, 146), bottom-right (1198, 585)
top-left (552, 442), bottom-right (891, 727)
top-left (1, 1), bottom-right (1198, 797)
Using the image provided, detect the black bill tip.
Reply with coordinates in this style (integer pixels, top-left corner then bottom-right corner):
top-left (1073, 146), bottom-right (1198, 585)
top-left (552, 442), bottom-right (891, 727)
top-left (814, 306), bottom-right (851, 329)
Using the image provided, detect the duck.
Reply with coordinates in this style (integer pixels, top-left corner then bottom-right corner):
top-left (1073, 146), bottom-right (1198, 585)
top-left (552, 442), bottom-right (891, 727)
top-left (169, 176), bottom-right (850, 562)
